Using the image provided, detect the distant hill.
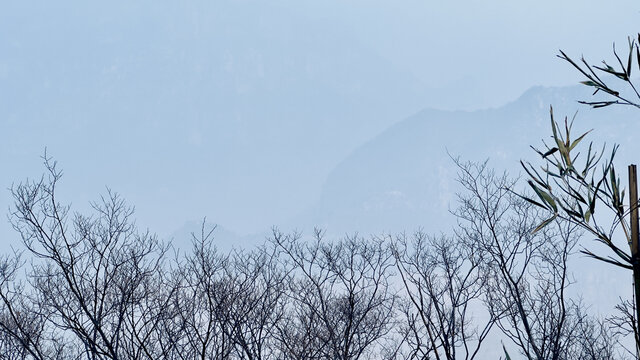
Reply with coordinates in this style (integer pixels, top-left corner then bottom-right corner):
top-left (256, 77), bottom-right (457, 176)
top-left (295, 84), bottom-right (640, 235)
top-left (274, 83), bottom-right (637, 316)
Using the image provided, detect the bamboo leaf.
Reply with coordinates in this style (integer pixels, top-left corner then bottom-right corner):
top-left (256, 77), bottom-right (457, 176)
top-left (528, 180), bottom-right (558, 212)
top-left (516, 193), bottom-right (547, 209)
top-left (564, 117), bottom-right (570, 146)
top-left (542, 147), bottom-right (558, 158)
top-left (559, 203), bottom-right (582, 218)
top-left (503, 345), bottom-right (512, 360)
top-left (568, 130), bottom-right (593, 151)
top-left (533, 215), bottom-right (556, 233)
top-left (521, 161), bottom-right (549, 189)
top-left (595, 64), bottom-right (628, 80)
top-left (580, 249), bottom-right (634, 269)
top-left (636, 43), bottom-right (640, 72)
top-left (566, 183), bottom-right (587, 204)
top-left (550, 107), bottom-right (559, 141)
top-left (580, 80), bottom-right (599, 87)
top-left (611, 168), bottom-right (619, 204)
top-left (583, 142), bottom-right (594, 177)
top-left (627, 37), bottom-right (633, 77)
top-left (591, 178), bottom-right (603, 214)
top-left (558, 141), bottom-right (571, 166)
top-left (593, 101), bottom-right (617, 108)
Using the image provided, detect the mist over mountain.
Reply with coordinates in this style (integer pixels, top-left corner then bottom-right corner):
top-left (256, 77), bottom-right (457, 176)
top-left (0, 1), bottom-right (431, 243)
top-left (273, 83), bottom-right (636, 318)
top-left (168, 83), bottom-right (639, 322)
top-left (163, 83), bottom-right (640, 255)
top-left (292, 84), bottom-right (637, 237)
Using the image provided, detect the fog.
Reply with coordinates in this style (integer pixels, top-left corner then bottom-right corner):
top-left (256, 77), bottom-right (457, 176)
top-left (1, 0), bottom-right (639, 246)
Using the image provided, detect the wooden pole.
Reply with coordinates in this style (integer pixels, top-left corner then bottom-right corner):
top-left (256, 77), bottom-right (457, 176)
top-left (628, 164), bottom-right (640, 355)
top-left (632, 165), bottom-right (639, 263)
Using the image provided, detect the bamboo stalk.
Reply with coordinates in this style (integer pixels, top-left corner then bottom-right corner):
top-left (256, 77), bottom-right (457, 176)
top-left (628, 164), bottom-right (640, 357)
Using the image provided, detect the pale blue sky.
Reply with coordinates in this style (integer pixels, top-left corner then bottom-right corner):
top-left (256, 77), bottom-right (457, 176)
top-left (1, 1), bottom-right (639, 246)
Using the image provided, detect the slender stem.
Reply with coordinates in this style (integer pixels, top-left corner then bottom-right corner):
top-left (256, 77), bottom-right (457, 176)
top-left (627, 164), bottom-right (640, 358)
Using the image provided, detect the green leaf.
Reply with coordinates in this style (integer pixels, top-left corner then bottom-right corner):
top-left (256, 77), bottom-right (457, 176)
top-left (595, 64), bottom-right (628, 80)
top-left (542, 147), bottom-right (559, 158)
top-left (502, 345), bottom-right (512, 360)
top-left (611, 168), bottom-right (619, 205)
top-left (568, 130), bottom-right (592, 151)
top-left (636, 44), bottom-right (640, 72)
top-left (550, 107), bottom-right (559, 141)
top-left (517, 194), bottom-right (546, 208)
top-left (528, 180), bottom-right (558, 212)
top-left (590, 179), bottom-right (602, 214)
top-left (521, 161), bottom-right (548, 188)
top-left (555, 135), bottom-right (571, 166)
top-left (533, 215), bottom-right (557, 233)
top-left (627, 37), bottom-right (633, 77)
top-left (566, 184), bottom-right (587, 204)
top-left (582, 142), bottom-right (594, 177)
top-left (560, 202), bottom-right (582, 218)
top-left (587, 190), bottom-right (593, 212)
top-left (584, 210), bottom-right (591, 223)
top-left (592, 101), bottom-right (617, 108)
top-left (580, 80), bottom-right (599, 87)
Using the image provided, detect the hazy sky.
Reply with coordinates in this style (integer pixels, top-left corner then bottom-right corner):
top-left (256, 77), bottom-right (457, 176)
top-left (1, 1), bottom-right (639, 246)
top-left (3, 1), bottom-right (639, 107)
top-left (267, 0), bottom-right (640, 108)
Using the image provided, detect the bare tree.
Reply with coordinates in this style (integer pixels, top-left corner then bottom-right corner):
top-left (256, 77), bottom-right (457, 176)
top-left (226, 246), bottom-right (288, 360)
top-left (168, 223), bottom-right (288, 360)
top-left (0, 253), bottom-right (69, 360)
top-left (392, 232), bottom-right (493, 360)
top-left (5, 155), bottom-right (169, 360)
top-left (455, 159), bottom-right (620, 360)
top-left (271, 230), bottom-right (398, 360)
top-left (170, 224), bottom-right (236, 360)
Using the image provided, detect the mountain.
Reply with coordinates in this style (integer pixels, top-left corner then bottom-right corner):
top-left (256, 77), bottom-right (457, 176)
top-left (300, 84), bottom-right (639, 235)
top-left (278, 84), bottom-right (637, 316)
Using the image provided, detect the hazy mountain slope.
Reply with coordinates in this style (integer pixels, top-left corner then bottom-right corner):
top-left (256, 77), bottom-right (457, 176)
top-left (302, 84), bottom-right (639, 235)
top-left (280, 84), bottom-right (637, 316)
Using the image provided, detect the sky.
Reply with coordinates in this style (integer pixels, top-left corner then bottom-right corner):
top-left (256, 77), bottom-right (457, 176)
top-left (1, 0), bottom-right (640, 248)
top-left (276, 0), bottom-right (640, 108)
